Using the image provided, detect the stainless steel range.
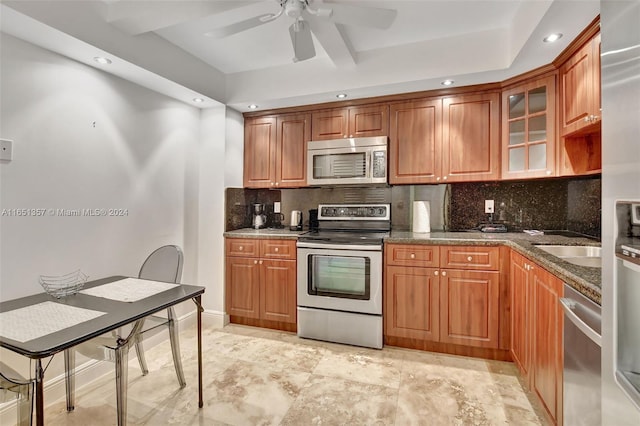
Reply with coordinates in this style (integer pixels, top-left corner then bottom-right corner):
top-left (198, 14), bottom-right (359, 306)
top-left (296, 203), bottom-right (390, 349)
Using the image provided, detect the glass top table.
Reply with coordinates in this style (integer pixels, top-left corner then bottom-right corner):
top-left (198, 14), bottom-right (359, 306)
top-left (0, 276), bottom-right (205, 426)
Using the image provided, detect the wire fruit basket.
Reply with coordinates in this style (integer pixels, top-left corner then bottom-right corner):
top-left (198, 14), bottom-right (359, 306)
top-left (39, 270), bottom-right (88, 298)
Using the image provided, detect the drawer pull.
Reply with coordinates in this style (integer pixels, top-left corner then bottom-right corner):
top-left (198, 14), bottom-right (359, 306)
top-left (275, 247), bottom-right (279, 252)
top-left (467, 256), bottom-right (473, 261)
top-left (239, 246), bottom-right (243, 251)
top-left (434, 270), bottom-right (439, 276)
top-left (259, 260), bottom-right (263, 265)
top-left (253, 260), bottom-right (258, 264)
top-left (410, 253), bottom-right (415, 259)
top-left (442, 271), bottom-right (447, 277)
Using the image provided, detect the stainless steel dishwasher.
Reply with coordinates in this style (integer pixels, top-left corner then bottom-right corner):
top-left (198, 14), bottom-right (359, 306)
top-left (561, 284), bottom-right (602, 425)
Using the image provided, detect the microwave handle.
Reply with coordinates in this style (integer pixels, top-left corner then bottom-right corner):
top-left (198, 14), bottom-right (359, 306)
top-left (366, 151), bottom-right (372, 178)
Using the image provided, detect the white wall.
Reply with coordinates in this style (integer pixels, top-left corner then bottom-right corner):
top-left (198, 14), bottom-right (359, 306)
top-left (0, 33), bottom-right (232, 378)
top-left (224, 108), bottom-right (244, 188)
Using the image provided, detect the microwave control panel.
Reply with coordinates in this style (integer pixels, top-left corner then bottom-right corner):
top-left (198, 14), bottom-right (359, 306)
top-left (372, 150), bottom-right (386, 178)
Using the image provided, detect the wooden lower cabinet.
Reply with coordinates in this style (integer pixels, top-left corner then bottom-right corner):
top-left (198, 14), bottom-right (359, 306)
top-left (531, 264), bottom-right (564, 425)
top-left (225, 238), bottom-right (297, 331)
top-left (384, 244), bottom-right (506, 358)
top-left (385, 266), bottom-right (440, 341)
top-left (509, 250), bottom-right (564, 425)
top-left (439, 269), bottom-right (500, 348)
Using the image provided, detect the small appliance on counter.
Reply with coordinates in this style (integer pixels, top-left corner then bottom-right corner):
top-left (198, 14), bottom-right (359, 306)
top-left (252, 203), bottom-right (267, 229)
top-left (308, 209), bottom-right (319, 231)
top-left (290, 210), bottom-right (303, 231)
top-left (271, 212), bottom-right (285, 229)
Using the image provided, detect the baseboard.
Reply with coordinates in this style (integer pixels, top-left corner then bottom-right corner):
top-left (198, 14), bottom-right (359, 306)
top-left (0, 309), bottom-right (226, 425)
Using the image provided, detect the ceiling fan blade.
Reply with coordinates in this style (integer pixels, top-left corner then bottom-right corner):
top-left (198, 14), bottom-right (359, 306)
top-left (324, 3), bottom-right (397, 29)
top-left (289, 20), bottom-right (316, 62)
top-left (204, 13), bottom-right (278, 38)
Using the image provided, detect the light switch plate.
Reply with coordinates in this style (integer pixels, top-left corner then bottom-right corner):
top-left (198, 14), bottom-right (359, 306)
top-left (0, 139), bottom-right (13, 161)
top-left (485, 199), bottom-right (495, 214)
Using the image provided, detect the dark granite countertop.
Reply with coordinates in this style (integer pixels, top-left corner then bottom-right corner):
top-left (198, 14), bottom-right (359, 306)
top-left (224, 228), bottom-right (304, 239)
top-left (223, 228), bottom-right (602, 305)
top-left (386, 231), bottom-right (601, 305)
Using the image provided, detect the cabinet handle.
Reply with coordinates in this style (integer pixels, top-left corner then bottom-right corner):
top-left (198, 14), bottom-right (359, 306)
top-left (270, 182), bottom-right (275, 186)
top-left (239, 246), bottom-right (244, 251)
top-left (467, 256), bottom-right (473, 261)
top-left (592, 115), bottom-right (599, 122)
top-left (436, 177), bottom-right (441, 181)
top-left (434, 270), bottom-right (439, 276)
top-left (275, 247), bottom-right (279, 252)
top-left (275, 182), bottom-right (279, 186)
top-left (442, 271), bottom-right (447, 277)
top-left (584, 117), bottom-right (591, 123)
top-left (546, 170), bottom-right (552, 175)
top-left (525, 264), bottom-right (529, 271)
top-left (410, 253), bottom-right (415, 259)
top-left (254, 260), bottom-right (258, 264)
top-left (443, 176), bottom-right (448, 181)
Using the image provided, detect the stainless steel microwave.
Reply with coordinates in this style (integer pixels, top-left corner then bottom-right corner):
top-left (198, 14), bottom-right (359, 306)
top-left (307, 136), bottom-right (388, 186)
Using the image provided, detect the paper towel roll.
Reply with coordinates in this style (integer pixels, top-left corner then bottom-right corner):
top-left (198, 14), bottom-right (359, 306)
top-left (413, 201), bottom-right (431, 233)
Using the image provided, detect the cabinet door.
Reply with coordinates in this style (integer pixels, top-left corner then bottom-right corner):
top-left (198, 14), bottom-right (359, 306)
top-left (225, 257), bottom-right (260, 319)
top-left (276, 113), bottom-right (310, 188)
top-left (260, 259), bottom-right (297, 324)
top-left (311, 109), bottom-right (348, 140)
top-left (244, 117), bottom-right (277, 188)
top-left (560, 35), bottom-right (601, 136)
top-left (531, 263), bottom-right (564, 424)
top-left (389, 99), bottom-right (442, 184)
top-left (384, 266), bottom-right (440, 341)
top-left (349, 105), bottom-right (389, 138)
top-left (442, 93), bottom-right (500, 182)
top-left (510, 251), bottom-right (531, 379)
top-left (439, 269), bottom-right (500, 348)
top-left (502, 75), bottom-right (556, 179)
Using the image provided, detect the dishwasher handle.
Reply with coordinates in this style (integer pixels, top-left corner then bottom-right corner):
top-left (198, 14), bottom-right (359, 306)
top-left (560, 297), bottom-right (602, 347)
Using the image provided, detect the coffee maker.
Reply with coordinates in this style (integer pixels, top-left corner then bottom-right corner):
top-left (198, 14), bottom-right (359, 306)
top-left (252, 203), bottom-right (266, 229)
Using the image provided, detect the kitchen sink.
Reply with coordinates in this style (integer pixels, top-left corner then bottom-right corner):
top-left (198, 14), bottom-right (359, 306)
top-left (533, 245), bottom-right (602, 268)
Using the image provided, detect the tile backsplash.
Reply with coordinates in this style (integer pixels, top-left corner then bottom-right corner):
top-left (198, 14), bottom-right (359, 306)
top-left (225, 175), bottom-right (601, 238)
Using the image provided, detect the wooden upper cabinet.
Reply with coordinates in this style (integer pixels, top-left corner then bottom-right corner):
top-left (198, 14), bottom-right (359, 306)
top-left (244, 116), bottom-right (277, 188)
top-left (560, 33), bottom-right (601, 136)
top-left (276, 113), bottom-right (310, 187)
top-left (442, 93), bottom-right (501, 182)
top-left (311, 105), bottom-right (389, 140)
top-left (389, 99), bottom-right (442, 184)
top-left (244, 114), bottom-right (309, 189)
top-left (502, 75), bottom-right (557, 180)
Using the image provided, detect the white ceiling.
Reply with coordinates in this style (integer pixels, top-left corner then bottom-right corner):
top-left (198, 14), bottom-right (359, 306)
top-left (1, 0), bottom-right (600, 112)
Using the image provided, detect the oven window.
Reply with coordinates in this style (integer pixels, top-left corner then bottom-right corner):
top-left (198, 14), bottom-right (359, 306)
top-left (308, 255), bottom-right (370, 300)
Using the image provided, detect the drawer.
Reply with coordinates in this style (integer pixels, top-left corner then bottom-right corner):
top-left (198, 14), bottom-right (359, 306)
top-left (260, 239), bottom-right (297, 260)
top-left (439, 246), bottom-right (500, 271)
top-left (385, 244), bottom-right (439, 268)
top-left (226, 238), bottom-right (259, 257)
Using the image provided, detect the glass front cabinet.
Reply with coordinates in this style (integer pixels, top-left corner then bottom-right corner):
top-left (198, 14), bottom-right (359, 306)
top-left (501, 75), bottom-right (556, 179)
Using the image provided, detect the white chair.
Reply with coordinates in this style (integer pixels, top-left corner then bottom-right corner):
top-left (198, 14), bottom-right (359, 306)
top-left (0, 362), bottom-right (34, 426)
top-left (64, 245), bottom-right (185, 426)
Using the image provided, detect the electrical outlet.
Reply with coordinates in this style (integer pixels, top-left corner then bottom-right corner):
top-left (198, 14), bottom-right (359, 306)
top-left (485, 199), bottom-right (495, 214)
top-left (0, 139), bottom-right (13, 161)
top-left (274, 202), bottom-right (281, 213)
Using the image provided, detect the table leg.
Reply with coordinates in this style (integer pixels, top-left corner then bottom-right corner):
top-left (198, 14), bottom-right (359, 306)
top-left (35, 359), bottom-right (44, 426)
top-left (194, 295), bottom-right (204, 408)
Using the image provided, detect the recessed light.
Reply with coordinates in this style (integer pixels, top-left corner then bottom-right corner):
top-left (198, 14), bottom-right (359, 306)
top-left (93, 56), bottom-right (112, 65)
top-left (193, 98), bottom-right (204, 103)
top-left (336, 93), bottom-right (348, 99)
top-left (543, 33), bottom-right (563, 43)
top-left (248, 104), bottom-right (259, 110)
top-left (441, 79), bottom-right (454, 86)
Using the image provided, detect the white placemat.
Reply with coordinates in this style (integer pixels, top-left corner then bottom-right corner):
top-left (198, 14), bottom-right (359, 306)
top-left (0, 301), bottom-right (106, 343)
top-left (79, 278), bottom-right (178, 302)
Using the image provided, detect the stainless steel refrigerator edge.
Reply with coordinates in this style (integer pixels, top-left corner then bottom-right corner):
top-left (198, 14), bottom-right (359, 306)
top-left (601, 0), bottom-right (640, 423)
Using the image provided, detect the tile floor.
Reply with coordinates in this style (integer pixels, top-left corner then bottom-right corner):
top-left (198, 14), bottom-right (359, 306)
top-left (44, 323), bottom-right (548, 425)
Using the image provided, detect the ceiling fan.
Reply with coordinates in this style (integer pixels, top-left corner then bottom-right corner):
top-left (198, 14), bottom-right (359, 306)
top-left (204, 0), bottom-right (397, 63)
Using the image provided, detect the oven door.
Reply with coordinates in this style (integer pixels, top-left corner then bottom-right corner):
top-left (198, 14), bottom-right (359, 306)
top-left (297, 243), bottom-right (382, 315)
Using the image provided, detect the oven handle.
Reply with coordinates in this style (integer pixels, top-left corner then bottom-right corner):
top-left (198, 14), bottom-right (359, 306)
top-left (296, 241), bottom-right (382, 251)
